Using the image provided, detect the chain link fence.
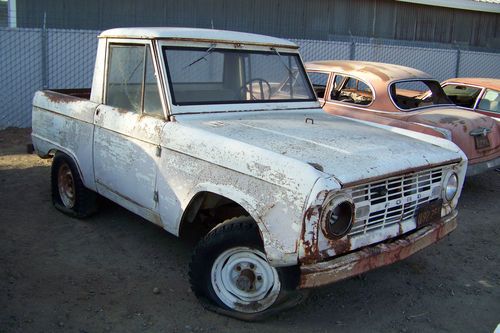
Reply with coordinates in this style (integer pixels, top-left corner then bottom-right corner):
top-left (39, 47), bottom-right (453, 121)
top-left (1, 27), bottom-right (500, 129)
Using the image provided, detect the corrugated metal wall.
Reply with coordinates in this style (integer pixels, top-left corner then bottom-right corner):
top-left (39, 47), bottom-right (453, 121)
top-left (14, 0), bottom-right (500, 49)
top-left (0, 2), bottom-right (7, 27)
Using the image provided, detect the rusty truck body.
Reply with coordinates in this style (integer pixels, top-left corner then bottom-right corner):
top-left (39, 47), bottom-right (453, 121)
top-left (32, 28), bottom-right (466, 319)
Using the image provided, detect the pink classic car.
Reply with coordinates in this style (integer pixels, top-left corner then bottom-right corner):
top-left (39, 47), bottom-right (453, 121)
top-left (441, 78), bottom-right (500, 120)
top-left (305, 60), bottom-right (500, 176)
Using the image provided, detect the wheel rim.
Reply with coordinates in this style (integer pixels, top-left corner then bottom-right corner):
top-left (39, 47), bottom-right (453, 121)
top-left (211, 247), bottom-right (281, 313)
top-left (57, 162), bottom-right (76, 208)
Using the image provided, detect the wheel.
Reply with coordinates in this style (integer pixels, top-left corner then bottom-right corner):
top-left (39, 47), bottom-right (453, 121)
top-left (189, 217), bottom-right (300, 318)
top-left (51, 152), bottom-right (98, 218)
top-left (241, 78), bottom-right (272, 100)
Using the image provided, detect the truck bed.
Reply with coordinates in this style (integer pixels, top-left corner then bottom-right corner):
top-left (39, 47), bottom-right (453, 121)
top-left (50, 88), bottom-right (91, 100)
top-left (31, 89), bottom-right (99, 191)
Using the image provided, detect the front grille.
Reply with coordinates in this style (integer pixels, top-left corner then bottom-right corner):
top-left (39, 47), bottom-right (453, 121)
top-left (347, 166), bottom-right (444, 236)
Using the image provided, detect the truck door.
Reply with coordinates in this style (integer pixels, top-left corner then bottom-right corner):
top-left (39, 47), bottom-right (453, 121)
top-left (93, 42), bottom-right (165, 217)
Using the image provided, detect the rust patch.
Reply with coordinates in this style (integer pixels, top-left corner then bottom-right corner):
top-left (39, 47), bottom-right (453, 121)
top-left (304, 206), bottom-right (318, 221)
top-left (299, 215), bottom-right (458, 289)
top-left (44, 91), bottom-right (82, 104)
top-left (439, 116), bottom-right (460, 124)
top-left (330, 237), bottom-right (351, 255)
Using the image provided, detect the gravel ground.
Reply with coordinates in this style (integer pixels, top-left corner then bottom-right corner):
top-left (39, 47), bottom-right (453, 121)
top-left (0, 127), bottom-right (499, 333)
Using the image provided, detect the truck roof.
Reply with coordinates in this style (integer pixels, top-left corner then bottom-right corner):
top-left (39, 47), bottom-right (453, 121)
top-left (99, 27), bottom-right (298, 49)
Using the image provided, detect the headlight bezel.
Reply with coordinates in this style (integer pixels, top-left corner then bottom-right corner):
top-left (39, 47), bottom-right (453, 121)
top-left (320, 193), bottom-right (355, 239)
top-left (442, 171), bottom-right (459, 202)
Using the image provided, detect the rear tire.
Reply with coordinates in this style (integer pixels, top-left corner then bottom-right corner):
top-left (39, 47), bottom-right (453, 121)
top-left (189, 217), bottom-right (300, 318)
top-left (51, 152), bottom-right (98, 218)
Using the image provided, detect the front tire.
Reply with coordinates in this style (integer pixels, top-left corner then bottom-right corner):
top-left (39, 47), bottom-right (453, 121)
top-left (51, 152), bottom-right (97, 218)
top-left (189, 217), bottom-right (293, 317)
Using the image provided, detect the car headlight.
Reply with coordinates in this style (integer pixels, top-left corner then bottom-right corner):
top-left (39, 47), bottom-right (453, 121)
top-left (321, 193), bottom-right (354, 239)
top-left (443, 171), bottom-right (459, 202)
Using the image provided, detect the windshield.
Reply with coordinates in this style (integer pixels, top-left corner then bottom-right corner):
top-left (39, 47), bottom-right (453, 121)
top-left (389, 80), bottom-right (452, 110)
top-left (163, 46), bottom-right (315, 106)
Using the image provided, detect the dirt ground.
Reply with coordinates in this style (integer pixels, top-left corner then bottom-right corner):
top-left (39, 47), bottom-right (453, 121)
top-left (0, 127), bottom-right (499, 333)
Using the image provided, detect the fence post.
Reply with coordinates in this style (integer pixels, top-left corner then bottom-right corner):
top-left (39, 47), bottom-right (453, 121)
top-left (41, 12), bottom-right (48, 89)
top-left (350, 40), bottom-right (356, 60)
top-left (7, 0), bottom-right (17, 28)
top-left (455, 47), bottom-right (461, 78)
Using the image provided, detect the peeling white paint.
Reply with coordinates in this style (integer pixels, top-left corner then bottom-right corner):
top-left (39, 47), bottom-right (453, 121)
top-left (31, 29), bottom-right (467, 270)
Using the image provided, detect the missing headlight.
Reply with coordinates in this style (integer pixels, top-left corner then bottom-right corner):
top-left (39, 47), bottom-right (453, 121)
top-left (321, 194), bottom-right (355, 239)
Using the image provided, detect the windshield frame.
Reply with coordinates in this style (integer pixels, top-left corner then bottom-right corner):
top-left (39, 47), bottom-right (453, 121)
top-left (159, 40), bottom-right (318, 115)
top-left (388, 78), bottom-right (455, 112)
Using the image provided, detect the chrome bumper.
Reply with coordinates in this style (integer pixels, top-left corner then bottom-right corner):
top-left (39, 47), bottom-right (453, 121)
top-left (467, 156), bottom-right (500, 176)
top-left (299, 210), bottom-right (458, 289)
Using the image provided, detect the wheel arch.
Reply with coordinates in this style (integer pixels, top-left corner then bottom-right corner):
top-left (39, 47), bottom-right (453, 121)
top-left (178, 185), bottom-right (273, 255)
top-left (50, 148), bottom-right (86, 184)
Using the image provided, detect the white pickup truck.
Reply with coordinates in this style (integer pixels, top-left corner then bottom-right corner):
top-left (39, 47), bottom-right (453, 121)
top-left (32, 27), bottom-right (466, 319)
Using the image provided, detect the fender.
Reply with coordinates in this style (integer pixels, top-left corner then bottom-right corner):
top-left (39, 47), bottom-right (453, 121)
top-left (178, 182), bottom-right (300, 267)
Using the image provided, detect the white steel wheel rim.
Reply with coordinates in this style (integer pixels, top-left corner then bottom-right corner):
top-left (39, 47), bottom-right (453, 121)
top-left (211, 247), bottom-right (281, 313)
top-left (58, 162), bottom-right (76, 208)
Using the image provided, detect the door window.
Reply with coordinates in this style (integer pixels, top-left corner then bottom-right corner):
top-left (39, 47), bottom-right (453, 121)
top-left (106, 44), bottom-right (163, 117)
top-left (442, 84), bottom-right (481, 108)
top-left (307, 72), bottom-right (329, 98)
top-left (143, 48), bottom-right (163, 116)
top-left (477, 89), bottom-right (500, 114)
top-left (331, 75), bottom-right (373, 105)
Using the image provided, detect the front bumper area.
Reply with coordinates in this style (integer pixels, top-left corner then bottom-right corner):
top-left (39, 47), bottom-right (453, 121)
top-left (299, 210), bottom-right (458, 289)
top-left (467, 156), bottom-right (500, 176)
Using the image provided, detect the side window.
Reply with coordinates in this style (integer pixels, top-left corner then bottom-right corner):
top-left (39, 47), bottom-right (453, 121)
top-left (143, 48), bottom-right (163, 116)
top-left (477, 89), bottom-right (500, 114)
top-left (344, 77), bottom-right (357, 90)
top-left (330, 74), bottom-right (345, 100)
top-left (106, 44), bottom-right (163, 117)
top-left (442, 84), bottom-right (481, 108)
top-left (307, 72), bottom-right (329, 98)
top-left (332, 75), bottom-right (373, 106)
top-left (391, 80), bottom-right (450, 110)
top-left (107, 45), bottom-right (144, 112)
top-left (333, 74), bottom-right (345, 90)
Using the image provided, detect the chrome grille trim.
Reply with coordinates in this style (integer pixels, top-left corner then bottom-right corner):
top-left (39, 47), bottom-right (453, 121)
top-left (347, 166), bottom-right (445, 236)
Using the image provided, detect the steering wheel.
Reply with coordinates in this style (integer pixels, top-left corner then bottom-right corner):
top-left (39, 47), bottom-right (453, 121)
top-left (241, 78), bottom-right (272, 100)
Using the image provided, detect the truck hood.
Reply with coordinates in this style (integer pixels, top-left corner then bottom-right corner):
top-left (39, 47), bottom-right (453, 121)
top-left (407, 107), bottom-right (500, 162)
top-left (166, 109), bottom-right (462, 192)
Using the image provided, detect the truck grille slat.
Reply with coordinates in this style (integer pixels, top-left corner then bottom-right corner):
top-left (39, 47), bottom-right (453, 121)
top-left (348, 167), bottom-right (444, 236)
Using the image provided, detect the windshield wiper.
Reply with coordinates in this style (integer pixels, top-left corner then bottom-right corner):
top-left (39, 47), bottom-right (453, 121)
top-left (183, 43), bottom-right (217, 69)
top-left (270, 47), bottom-right (295, 77)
